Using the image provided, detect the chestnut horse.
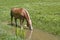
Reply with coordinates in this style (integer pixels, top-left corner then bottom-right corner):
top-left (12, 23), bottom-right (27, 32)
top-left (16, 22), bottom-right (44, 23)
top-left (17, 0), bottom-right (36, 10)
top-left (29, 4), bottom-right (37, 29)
top-left (10, 8), bottom-right (33, 30)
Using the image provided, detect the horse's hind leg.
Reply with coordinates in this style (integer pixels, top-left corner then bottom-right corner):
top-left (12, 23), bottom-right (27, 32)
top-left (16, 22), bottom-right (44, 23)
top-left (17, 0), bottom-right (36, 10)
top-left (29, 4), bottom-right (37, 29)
top-left (15, 18), bottom-right (17, 27)
top-left (20, 18), bottom-right (24, 29)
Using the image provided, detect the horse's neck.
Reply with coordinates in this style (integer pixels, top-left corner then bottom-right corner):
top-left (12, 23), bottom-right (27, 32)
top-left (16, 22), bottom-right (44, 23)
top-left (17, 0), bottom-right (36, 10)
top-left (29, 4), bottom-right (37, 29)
top-left (24, 8), bottom-right (32, 26)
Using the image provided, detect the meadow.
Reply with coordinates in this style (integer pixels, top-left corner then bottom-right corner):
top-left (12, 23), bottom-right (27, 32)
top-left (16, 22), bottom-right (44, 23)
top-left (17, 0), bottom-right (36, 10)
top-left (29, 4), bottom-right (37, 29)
top-left (0, 0), bottom-right (60, 40)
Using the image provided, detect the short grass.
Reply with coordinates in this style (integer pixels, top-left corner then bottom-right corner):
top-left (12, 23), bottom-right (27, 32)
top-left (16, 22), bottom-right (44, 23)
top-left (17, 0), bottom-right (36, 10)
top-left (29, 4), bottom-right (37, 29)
top-left (0, 0), bottom-right (60, 40)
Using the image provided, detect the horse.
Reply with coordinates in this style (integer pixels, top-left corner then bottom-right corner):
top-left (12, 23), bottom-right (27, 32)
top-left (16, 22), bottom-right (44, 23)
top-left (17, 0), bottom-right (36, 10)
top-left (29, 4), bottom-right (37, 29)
top-left (10, 8), bottom-right (33, 30)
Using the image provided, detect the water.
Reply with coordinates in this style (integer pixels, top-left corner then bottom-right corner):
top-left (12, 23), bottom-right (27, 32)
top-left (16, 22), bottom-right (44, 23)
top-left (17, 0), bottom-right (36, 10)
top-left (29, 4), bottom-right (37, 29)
top-left (24, 29), bottom-right (60, 40)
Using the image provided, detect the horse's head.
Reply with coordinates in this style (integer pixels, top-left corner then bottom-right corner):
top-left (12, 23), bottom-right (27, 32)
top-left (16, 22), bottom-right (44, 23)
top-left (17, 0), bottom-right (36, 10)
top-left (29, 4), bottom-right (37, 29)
top-left (27, 19), bottom-right (33, 30)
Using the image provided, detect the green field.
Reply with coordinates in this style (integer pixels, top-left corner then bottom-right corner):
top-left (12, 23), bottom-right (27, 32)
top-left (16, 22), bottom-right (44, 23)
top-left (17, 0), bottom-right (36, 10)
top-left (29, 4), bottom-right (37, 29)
top-left (0, 0), bottom-right (60, 40)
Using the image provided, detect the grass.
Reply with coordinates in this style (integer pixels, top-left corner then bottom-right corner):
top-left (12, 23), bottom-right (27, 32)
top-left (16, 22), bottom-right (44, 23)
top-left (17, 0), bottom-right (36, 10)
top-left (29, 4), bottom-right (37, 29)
top-left (0, 0), bottom-right (60, 40)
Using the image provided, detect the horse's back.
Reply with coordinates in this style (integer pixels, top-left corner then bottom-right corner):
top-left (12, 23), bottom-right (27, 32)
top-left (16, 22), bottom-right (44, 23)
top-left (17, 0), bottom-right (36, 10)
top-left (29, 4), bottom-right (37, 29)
top-left (11, 8), bottom-right (26, 18)
top-left (11, 8), bottom-right (23, 14)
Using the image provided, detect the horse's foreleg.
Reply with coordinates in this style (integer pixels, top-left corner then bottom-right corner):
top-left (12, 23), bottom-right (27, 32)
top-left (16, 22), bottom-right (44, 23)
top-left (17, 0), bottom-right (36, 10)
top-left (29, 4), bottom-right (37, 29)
top-left (15, 18), bottom-right (17, 27)
top-left (20, 18), bottom-right (24, 30)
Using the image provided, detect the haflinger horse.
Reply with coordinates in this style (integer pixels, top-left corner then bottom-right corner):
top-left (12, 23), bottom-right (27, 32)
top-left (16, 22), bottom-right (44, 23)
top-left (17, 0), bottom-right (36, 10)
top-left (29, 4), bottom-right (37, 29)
top-left (10, 8), bottom-right (33, 30)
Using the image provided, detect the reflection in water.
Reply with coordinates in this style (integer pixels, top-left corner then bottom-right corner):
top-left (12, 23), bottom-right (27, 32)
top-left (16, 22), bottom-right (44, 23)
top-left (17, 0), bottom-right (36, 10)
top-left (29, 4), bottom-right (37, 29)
top-left (25, 30), bottom-right (33, 40)
top-left (15, 28), bottom-right (25, 39)
top-left (15, 28), bottom-right (33, 40)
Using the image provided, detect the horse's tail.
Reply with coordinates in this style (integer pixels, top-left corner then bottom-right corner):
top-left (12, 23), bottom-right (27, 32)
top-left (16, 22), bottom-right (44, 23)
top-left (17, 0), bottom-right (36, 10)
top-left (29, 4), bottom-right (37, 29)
top-left (10, 9), bottom-right (13, 22)
top-left (10, 10), bottom-right (13, 17)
